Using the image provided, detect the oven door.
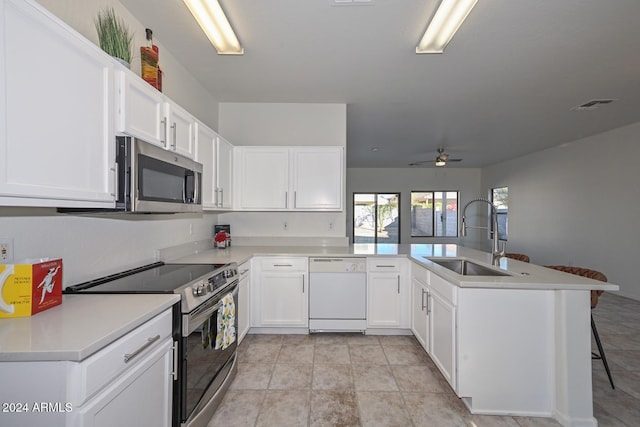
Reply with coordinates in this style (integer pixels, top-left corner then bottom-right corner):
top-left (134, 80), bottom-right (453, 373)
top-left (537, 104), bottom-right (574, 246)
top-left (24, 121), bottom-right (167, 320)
top-left (181, 281), bottom-right (238, 426)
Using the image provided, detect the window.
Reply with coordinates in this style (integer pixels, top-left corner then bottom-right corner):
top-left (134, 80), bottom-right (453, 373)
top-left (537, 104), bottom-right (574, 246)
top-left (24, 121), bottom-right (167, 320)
top-left (353, 193), bottom-right (400, 243)
top-left (491, 187), bottom-right (508, 241)
top-left (411, 191), bottom-right (458, 237)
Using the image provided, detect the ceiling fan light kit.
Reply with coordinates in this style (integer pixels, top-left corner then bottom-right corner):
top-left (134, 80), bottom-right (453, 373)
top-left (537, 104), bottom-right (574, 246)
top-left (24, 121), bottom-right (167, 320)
top-left (416, 0), bottom-right (478, 54)
top-left (183, 0), bottom-right (244, 55)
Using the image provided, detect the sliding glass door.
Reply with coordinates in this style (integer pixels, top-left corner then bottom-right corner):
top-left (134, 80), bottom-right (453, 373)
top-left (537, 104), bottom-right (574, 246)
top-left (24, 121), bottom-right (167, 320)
top-left (353, 193), bottom-right (400, 243)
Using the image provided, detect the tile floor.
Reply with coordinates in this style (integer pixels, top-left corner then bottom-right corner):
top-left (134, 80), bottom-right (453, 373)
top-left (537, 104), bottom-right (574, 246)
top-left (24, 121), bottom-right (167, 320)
top-left (208, 292), bottom-right (640, 427)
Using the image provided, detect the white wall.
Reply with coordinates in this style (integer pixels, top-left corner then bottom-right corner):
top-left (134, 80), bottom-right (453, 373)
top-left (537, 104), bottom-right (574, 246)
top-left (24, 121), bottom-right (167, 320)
top-left (347, 168), bottom-right (484, 246)
top-left (218, 103), bottom-right (348, 242)
top-left (482, 121), bottom-right (640, 300)
top-left (219, 103), bottom-right (347, 146)
top-left (0, 208), bottom-right (219, 286)
top-left (35, 0), bottom-right (220, 129)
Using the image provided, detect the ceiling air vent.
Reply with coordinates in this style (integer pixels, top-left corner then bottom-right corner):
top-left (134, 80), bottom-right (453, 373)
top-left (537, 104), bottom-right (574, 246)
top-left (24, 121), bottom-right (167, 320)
top-left (573, 99), bottom-right (616, 111)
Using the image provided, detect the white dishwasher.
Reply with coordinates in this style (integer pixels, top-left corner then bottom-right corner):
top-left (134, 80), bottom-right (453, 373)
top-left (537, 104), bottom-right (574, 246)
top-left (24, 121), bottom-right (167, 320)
top-left (309, 257), bottom-right (367, 332)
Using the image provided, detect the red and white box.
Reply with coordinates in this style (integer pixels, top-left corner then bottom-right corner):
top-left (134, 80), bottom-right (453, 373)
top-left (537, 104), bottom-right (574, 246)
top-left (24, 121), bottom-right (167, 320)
top-left (0, 258), bottom-right (63, 318)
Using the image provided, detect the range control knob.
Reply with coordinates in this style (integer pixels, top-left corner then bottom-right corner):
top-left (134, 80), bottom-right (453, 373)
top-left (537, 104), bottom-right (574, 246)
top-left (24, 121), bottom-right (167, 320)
top-left (192, 283), bottom-right (207, 297)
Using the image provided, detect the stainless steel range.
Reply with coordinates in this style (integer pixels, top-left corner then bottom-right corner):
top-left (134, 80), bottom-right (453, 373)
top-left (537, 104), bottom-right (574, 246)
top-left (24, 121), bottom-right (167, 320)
top-left (65, 262), bottom-right (239, 427)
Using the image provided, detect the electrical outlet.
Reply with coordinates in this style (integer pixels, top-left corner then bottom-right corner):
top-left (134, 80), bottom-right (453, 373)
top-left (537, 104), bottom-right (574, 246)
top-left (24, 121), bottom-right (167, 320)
top-left (0, 238), bottom-right (13, 263)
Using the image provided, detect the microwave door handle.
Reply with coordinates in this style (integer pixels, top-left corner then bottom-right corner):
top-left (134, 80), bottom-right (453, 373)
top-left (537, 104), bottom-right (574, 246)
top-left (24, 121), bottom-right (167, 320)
top-left (194, 173), bottom-right (199, 204)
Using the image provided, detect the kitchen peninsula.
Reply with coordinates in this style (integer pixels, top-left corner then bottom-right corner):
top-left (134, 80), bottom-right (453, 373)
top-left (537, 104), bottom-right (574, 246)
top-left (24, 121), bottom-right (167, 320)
top-left (169, 242), bottom-right (617, 427)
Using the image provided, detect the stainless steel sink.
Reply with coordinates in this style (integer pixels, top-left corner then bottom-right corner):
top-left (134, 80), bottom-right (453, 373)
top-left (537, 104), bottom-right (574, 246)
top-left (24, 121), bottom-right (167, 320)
top-left (426, 258), bottom-right (511, 276)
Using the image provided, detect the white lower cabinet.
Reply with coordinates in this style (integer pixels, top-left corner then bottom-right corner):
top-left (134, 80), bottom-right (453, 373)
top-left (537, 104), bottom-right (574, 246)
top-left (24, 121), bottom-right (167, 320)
top-left (68, 338), bottom-right (173, 427)
top-left (0, 308), bottom-right (174, 427)
top-left (410, 262), bottom-right (457, 391)
top-left (252, 257), bottom-right (308, 327)
top-left (411, 263), bottom-right (430, 350)
top-left (366, 258), bottom-right (409, 328)
top-left (429, 279), bottom-right (456, 388)
top-left (237, 260), bottom-right (251, 343)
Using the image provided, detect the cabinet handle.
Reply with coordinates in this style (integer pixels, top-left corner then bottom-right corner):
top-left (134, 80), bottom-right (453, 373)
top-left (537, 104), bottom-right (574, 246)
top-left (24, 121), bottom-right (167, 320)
top-left (220, 188), bottom-right (224, 207)
top-left (171, 122), bottom-right (177, 149)
top-left (285, 191), bottom-right (288, 207)
top-left (239, 269), bottom-right (249, 276)
top-left (171, 340), bottom-right (179, 380)
top-left (426, 291), bottom-right (431, 315)
top-left (302, 275), bottom-right (305, 293)
top-left (294, 191), bottom-right (297, 208)
top-left (376, 265), bottom-right (396, 268)
top-left (273, 264), bottom-right (293, 267)
top-left (397, 275), bottom-right (400, 294)
top-left (421, 289), bottom-right (426, 311)
top-left (161, 118), bottom-right (167, 147)
top-left (124, 334), bottom-right (161, 363)
top-left (111, 163), bottom-right (118, 198)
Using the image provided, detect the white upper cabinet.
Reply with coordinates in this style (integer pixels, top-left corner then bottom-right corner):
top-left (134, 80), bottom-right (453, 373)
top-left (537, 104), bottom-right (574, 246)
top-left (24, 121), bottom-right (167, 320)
top-left (216, 135), bottom-right (234, 209)
top-left (235, 146), bottom-right (343, 211)
top-left (236, 147), bottom-right (290, 210)
top-left (164, 101), bottom-right (195, 158)
top-left (116, 71), bottom-right (195, 159)
top-left (116, 70), bottom-right (165, 146)
top-left (291, 147), bottom-right (343, 210)
top-left (195, 122), bottom-right (234, 210)
top-left (195, 121), bottom-right (218, 209)
top-left (0, 0), bottom-right (115, 207)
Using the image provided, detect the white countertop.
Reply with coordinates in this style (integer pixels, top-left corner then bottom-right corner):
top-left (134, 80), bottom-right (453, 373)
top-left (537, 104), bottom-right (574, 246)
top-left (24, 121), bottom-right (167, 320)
top-left (0, 294), bottom-right (179, 362)
top-left (174, 243), bottom-right (618, 292)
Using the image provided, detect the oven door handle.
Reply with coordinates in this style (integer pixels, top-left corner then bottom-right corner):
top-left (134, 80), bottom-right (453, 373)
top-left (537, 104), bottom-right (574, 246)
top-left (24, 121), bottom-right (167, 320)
top-left (184, 282), bottom-right (239, 336)
top-left (185, 300), bottom-right (223, 336)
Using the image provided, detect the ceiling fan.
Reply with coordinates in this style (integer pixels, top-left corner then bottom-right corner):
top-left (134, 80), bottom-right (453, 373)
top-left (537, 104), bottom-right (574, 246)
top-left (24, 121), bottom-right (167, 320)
top-left (409, 148), bottom-right (463, 167)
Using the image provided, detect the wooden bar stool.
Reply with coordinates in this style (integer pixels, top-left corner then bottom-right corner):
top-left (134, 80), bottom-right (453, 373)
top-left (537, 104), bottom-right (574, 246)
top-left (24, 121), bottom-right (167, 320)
top-left (505, 253), bottom-right (530, 263)
top-left (545, 265), bottom-right (615, 389)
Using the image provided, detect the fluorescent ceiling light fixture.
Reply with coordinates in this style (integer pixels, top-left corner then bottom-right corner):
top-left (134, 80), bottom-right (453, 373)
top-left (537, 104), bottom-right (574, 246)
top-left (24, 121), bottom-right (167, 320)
top-left (416, 0), bottom-right (477, 54)
top-left (183, 0), bottom-right (243, 55)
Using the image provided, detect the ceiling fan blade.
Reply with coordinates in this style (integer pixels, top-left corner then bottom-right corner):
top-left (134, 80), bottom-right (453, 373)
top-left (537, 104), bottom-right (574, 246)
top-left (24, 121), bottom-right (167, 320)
top-left (408, 160), bottom-right (433, 166)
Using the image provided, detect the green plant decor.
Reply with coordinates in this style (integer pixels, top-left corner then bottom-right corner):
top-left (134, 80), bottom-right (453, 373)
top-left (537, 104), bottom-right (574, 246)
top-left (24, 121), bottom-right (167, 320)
top-left (95, 7), bottom-right (132, 65)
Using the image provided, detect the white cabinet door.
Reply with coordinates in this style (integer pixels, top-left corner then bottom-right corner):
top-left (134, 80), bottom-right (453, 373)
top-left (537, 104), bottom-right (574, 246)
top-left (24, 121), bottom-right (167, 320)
top-left (236, 147), bottom-right (289, 210)
top-left (430, 288), bottom-right (456, 389)
top-left (0, 0), bottom-right (115, 207)
top-left (116, 70), bottom-right (165, 147)
top-left (367, 258), bottom-right (406, 328)
top-left (412, 276), bottom-right (429, 351)
top-left (259, 272), bottom-right (307, 326)
top-left (367, 272), bottom-right (402, 327)
top-left (195, 121), bottom-right (218, 209)
top-left (165, 101), bottom-right (195, 158)
top-left (291, 147), bottom-right (343, 210)
top-left (216, 135), bottom-right (233, 209)
top-left (252, 257), bottom-right (308, 327)
top-left (238, 261), bottom-right (251, 343)
top-left (69, 338), bottom-right (173, 427)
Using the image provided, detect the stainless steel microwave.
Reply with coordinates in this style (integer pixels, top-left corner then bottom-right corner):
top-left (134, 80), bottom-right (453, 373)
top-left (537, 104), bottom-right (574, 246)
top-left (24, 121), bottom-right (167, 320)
top-left (114, 136), bottom-right (202, 213)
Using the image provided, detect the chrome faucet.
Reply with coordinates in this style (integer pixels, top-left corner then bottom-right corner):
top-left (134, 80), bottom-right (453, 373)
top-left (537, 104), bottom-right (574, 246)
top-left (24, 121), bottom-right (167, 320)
top-left (460, 197), bottom-right (505, 265)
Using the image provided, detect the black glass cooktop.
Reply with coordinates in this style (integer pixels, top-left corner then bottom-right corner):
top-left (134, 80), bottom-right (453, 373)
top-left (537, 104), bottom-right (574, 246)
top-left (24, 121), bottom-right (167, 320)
top-left (64, 262), bottom-right (226, 294)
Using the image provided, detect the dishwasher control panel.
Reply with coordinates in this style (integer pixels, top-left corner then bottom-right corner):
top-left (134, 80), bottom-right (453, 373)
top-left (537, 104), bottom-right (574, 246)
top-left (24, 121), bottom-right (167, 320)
top-left (309, 258), bottom-right (366, 273)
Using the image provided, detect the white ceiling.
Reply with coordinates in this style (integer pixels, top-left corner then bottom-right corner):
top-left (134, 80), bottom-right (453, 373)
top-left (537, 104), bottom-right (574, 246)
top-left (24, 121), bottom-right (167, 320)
top-left (120, 0), bottom-right (640, 168)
